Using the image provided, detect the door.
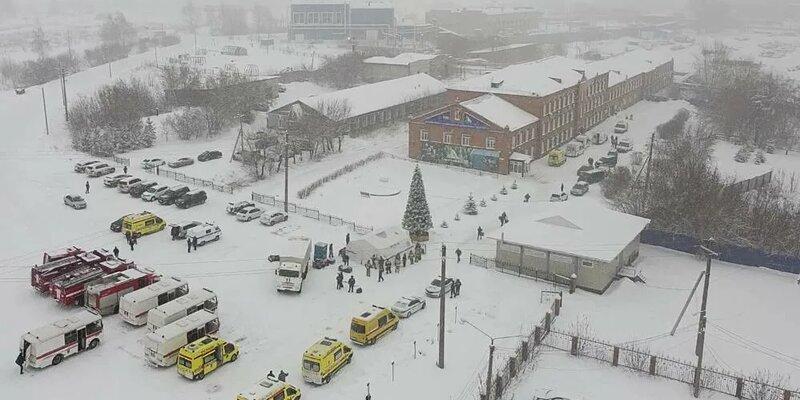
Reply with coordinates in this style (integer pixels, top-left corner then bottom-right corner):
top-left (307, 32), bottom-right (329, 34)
top-left (77, 328), bottom-right (87, 352)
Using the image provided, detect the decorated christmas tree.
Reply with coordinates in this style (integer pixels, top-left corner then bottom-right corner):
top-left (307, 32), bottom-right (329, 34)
top-left (402, 165), bottom-right (433, 241)
top-left (463, 194), bottom-right (478, 215)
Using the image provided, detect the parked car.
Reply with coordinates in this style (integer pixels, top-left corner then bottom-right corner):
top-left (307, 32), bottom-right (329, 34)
top-left (549, 192), bottom-right (569, 202)
top-left (616, 139), bottom-right (633, 153)
top-left (88, 165), bottom-right (116, 177)
top-left (614, 120), bottom-right (629, 134)
top-left (85, 163), bottom-right (111, 177)
top-left (64, 194), bottom-right (87, 209)
top-left (175, 190), bottom-right (207, 209)
top-left (260, 212), bottom-right (288, 226)
top-left (578, 168), bottom-right (607, 184)
top-left (391, 296), bottom-right (426, 318)
top-left (574, 134), bottom-right (590, 146)
top-left (129, 181), bottom-right (158, 198)
top-left (198, 150), bottom-right (222, 162)
top-left (140, 158), bottom-right (165, 169)
top-left (141, 185), bottom-right (169, 202)
top-left (168, 157), bottom-right (194, 168)
top-left (110, 214), bottom-right (134, 232)
top-left (103, 174), bottom-right (131, 187)
top-left (565, 142), bottom-right (585, 157)
top-left (425, 277), bottom-right (454, 298)
top-left (236, 206), bottom-right (265, 222)
top-left (74, 160), bottom-right (101, 173)
top-left (169, 221), bottom-right (202, 240)
top-left (226, 200), bottom-right (255, 214)
top-left (577, 164), bottom-right (593, 177)
top-left (570, 181), bottom-right (589, 196)
top-left (158, 185), bottom-right (190, 205)
top-left (597, 154), bottom-right (618, 168)
top-left (117, 177), bottom-right (142, 193)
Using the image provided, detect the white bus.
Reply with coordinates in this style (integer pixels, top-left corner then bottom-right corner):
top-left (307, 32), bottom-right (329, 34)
top-left (120, 276), bottom-right (188, 326)
top-left (143, 310), bottom-right (220, 367)
top-left (274, 238), bottom-right (311, 293)
top-left (18, 309), bottom-right (103, 369)
top-left (146, 288), bottom-right (218, 332)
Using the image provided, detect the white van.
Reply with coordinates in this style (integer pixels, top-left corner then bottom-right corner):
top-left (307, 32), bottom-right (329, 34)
top-left (274, 238), bottom-right (312, 293)
top-left (142, 185), bottom-right (169, 202)
top-left (84, 163), bottom-right (110, 176)
top-left (120, 277), bottom-right (189, 325)
top-left (565, 141), bottom-right (585, 157)
top-left (143, 310), bottom-right (220, 366)
top-left (19, 309), bottom-right (103, 369)
top-left (117, 176), bottom-right (143, 193)
top-left (147, 288), bottom-right (218, 332)
top-left (186, 223), bottom-right (221, 246)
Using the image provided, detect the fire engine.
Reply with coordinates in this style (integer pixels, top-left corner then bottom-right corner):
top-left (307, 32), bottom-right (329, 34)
top-left (31, 249), bottom-right (114, 293)
top-left (49, 259), bottom-right (134, 306)
top-left (42, 246), bottom-right (83, 264)
top-left (84, 268), bottom-right (160, 315)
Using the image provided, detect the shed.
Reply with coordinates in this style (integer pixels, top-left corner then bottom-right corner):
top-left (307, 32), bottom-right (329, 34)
top-left (346, 226), bottom-right (413, 264)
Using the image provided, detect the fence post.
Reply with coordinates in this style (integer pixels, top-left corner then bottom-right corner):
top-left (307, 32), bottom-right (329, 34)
top-left (735, 378), bottom-right (743, 398)
top-left (612, 347), bottom-right (619, 366)
top-left (509, 357), bottom-right (517, 378)
top-left (570, 336), bottom-right (578, 356)
top-left (534, 326), bottom-right (542, 346)
top-left (783, 390), bottom-right (791, 400)
top-left (649, 356), bottom-right (657, 375)
top-left (544, 312), bottom-right (551, 332)
top-left (521, 341), bottom-right (529, 361)
top-left (554, 298), bottom-right (561, 316)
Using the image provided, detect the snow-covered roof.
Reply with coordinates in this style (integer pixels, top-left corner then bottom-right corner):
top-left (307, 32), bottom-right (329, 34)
top-left (487, 202), bottom-right (650, 263)
top-left (364, 53), bottom-right (438, 66)
top-left (146, 310), bottom-right (217, 342)
top-left (586, 49), bottom-right (674, 87)
top-left (452, 56), bottom-right (584, 97)
top-left (122, 276), bottom-right (185, 304)
top-left (460, 94), bottom-right (539, 131)
top-left (510, 152), bottom-right (533, 163)
top-left (24, 310), bottom-right (100, 343)
top-left (468, 43), bottom-right (537, 55)
top-left (346, 226), bottom-right (413, 261)
top-left (299, 74), bottom-right (446, 120)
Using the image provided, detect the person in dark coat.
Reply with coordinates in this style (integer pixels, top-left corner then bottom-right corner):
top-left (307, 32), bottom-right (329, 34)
top-left (343, 253), bottom-right (350, 266)
top-left (408, 250), bottom-right (414, 264)
top-left (348, 276), bottom-right (356, 292)
top-left (455, 248), bottom-right (462, 263)
top-left (402, 254), bottom-right (407, 268)
top-left (329, 243), bottom-right (334, 258)
top-left (123, 165), bottom-right (128, 174)
top-left (336, 272), bottom-right (344, 290)
top-left (378, 264), bottom-right (384, 282)
top-left (129, 237), bottom-right (135, 251)
top-left (267, 370), bottom-right (275, 379)
top-left (113, 246), bottom-right (120, 259)
top-left (278, 370), bottom-right (288, 382)
top-left (85, 181), bottom-right (90, 194)
top-left (192, 236), bottom-right (198, 251)
top-left (477, 226), bottom-right (484, 240)
top-left (560, 183), bottom-right (564, 192)
top-left (187, 238), bottom-right (192, 253)
top-left (15, 352), bottom-right (24, 374)
top-left (524, 193), bottom-right (531, 203)
top-left (499, 214), bottom-right (505, 226)
top-left (346, 233), bottom-right (350, 245)
top-left (365, 259), bottom-right (372, 277)
top-left (455, 279), bottom-right (462, 296)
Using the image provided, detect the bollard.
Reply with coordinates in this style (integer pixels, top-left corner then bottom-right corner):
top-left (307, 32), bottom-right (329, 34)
top-left (534, 326), bottom-right (542, 346)
top-left (649, 356), bottom-right (657, 375)
top-left (612, 347), bottom-right (620, 366)
top-left (521, 341), bottom-right (529, 361)
top-left (570, 336), bottom-right (579, 356)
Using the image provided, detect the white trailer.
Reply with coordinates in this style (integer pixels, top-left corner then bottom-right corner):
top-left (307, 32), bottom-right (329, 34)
top-left (120, 276), bottom-right (188, 326)
top-left (274, 238), bottom-right (312, 293)
top-left (146, 288), bottom-right (218, 332)
top-left (18, 309), bottom-right (103, 369)
top-left (143, 310), bottom-right (220, 366)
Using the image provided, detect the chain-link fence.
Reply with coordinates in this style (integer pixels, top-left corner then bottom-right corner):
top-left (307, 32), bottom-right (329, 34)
top-left (541, 329), bottom-right (799, 400)
top-left (104, 155), bottom-right (130, 167)
top-left (251, 192), bottom-right (373, 234)
top-left (147, 168), bottom-right (234, 194)
top-left (469, 254), bottom-right (572, 289)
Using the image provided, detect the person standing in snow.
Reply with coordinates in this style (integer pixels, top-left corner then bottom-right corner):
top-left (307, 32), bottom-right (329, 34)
top-left (455, 248), bottom-right (462, 263)
top-left (560, 183), bottom-right (564, 193)
top-left (524, 193), bottom-right (530, 203)
top-left (329, 243), bottom-right (334, 258)
top-left (402, 254), bottom-right (407, 269)
top-left (343, 253), bottom-right (350, 266)
top-left (499, 214), bottom-right (505, 227)
top-left (455, 279), bottom-right (462, 296)
top-left (348, 276), bottom-right (356, 293)
top-left (477, 226), bottom-right (484, 240)
top-left (113, 246), bottom-right (120, 259)
top-left (336, 272), bottom-right (344, 290)
top-left (365, 259), bottom-right (372, 277)
top-left (123, 165), bottom-right (128, 174)
top-left (187, 238), bottom-right (192, 253)
top-left (129, 236), bottom-right (135, 252)
top-left (192, 236), bottom-right (198, 251)
top-left (346, 233), bottom-right (350, 245)
top-left (85, 181), bottom-right (90, 194)
top-left (378, 264), bottom-right (384, 282)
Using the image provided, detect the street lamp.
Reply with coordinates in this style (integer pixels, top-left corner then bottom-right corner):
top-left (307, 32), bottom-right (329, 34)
top-left (460, 318), bottom-right (526, 399)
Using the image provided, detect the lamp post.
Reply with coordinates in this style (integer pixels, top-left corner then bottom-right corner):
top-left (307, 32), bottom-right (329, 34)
top-left (461, 319), bottom-right (525, 399)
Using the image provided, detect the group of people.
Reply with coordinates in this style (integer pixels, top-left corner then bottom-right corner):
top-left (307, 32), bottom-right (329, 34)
top-left (449, 279), bottom-right (463, 298)
top-left (266, 369), bottom-right (289, 382)
top-left (498, 212), bottom-right (509, 226)
top-left (124, 231), bottom-right (138, 251)
top-left (336, 271), bottom-right (358, 293)
top-left (187, 236), bottom-right (198, 253)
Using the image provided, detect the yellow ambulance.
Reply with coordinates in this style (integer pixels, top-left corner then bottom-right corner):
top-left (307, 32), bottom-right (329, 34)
top-left (350, 306), bottom-right (399, 345)
top-left (301, 337), bottom-right (352, 385)
top-left (122, 211), bottom-right (165, 237)
top-left (236, 376), bottom-right (301, 400)
top-left (176, 336), bottom-right (239, 380)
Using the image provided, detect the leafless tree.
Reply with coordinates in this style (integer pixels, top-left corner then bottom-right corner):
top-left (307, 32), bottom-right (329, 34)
top-left (289, 99), bottom-right (351, 159)
top-left (745, 370), bottom-right (790, 400)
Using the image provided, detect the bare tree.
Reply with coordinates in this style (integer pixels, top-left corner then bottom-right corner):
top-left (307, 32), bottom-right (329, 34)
top-left (30, 27), bottom-right (50, 58)
top-left (745, 370), bottom-right (789, 400)
top-left (288, 99), bottom-right (351, 159)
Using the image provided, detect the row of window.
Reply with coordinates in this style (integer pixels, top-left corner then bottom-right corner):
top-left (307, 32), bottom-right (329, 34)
top-left (512, 126), bottom-right (536, 148)
top-left (292, 11), bottom-right (344, 25)
top-left (542, 109), bottom-right (573, 134)
top-left (541, 127), bottom-right (575, 153)
top-left (544, 91), bottom-right (576, 116)
top-left (419, 130), bottom-right (495, 149)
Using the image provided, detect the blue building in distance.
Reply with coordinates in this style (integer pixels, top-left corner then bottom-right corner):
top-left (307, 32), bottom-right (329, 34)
top-left (289, 1), bottom-right (395, 41)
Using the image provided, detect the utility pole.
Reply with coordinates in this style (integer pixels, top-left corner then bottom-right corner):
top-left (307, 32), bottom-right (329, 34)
top-left (154, 45), bottom-right (159, 67)
top-left (486, 339), bottom-right (495, 399)
top-left (693, 239), bottom-right (718, 398)
top-left (108, 62), bottom-right (112, 79)
top-left (41, 87), bottom-right (50, 136)
top-left (60, 68), bottom-right (68, 121)
top-left (644, 130), bottom-right (656, 206)
top-left (437, 244), bottom-right (446, 369)
top-left (284, 127), bottom-right (289, 213)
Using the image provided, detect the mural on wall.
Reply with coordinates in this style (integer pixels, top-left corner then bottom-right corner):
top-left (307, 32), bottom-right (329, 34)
top-left (420, 142), bottom-right (500, 173)
top-left (424, 110), bottom-right (490, 130)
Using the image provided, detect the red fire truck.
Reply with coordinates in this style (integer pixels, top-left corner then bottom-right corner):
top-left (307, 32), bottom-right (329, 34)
top-left (84, 269), bottom-right (159, 315)
top-left (31, 249), bottom-right (114, 293)
top-left (49, 259), bottom-right (134, 306)
top-left (42, 246), bottom-right (83, 264)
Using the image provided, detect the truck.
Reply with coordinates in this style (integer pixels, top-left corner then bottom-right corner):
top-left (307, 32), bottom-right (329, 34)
top-left (144, 310), bottom-right (220, 367)
top-left (31, 249), bottom-right (113, 293)
top-left (49, 258), bottom-right (134, 306)
top-left (84, 269), bottom-right (160, 315)
top-left (274, 239), bottom-right (312, 293)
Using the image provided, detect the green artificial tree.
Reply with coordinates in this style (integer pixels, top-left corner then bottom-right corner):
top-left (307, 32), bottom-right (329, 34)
top-left (402, 165), bottom-right (433, 241)
top-left (463, 194), bottom-right (478, 215)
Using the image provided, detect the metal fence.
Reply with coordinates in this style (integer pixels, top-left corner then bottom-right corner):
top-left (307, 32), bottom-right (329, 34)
top-left (251, 192), bottom-right (373, 234)
top-left (147, 168), bottom-right (234, 194)
top-left (104, 155), bottom-right (130, 167)
top-left (542, 329), bottom-right (800, 400)
top-left (469, 254), bottom-right (572, 289)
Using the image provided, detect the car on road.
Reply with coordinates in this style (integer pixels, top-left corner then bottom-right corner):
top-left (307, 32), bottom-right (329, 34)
top-left (425, 277), bottom-right (454, 298)
top-left (614, 120), bottom-right (629, 134)
top-left (168, 157), bottom-right (194, 168)
top-left (129, 181), bottom-right (158, 198)
top-left (578, 168), bottom-right (607, 184)
top-left (140, 158), bottom-right (165, 169)
top-left (158, 185), bottom-right (190, 205)
top-left (74, 160), bottom-right (101, 173)
top-left (103, 174), bottom-right (131, 187)
top-left (88, 165), bottom-right (116, 177)
top-left (85, 163), bottom-right (111, 176)
top-left (549, 192), bottom-right (569, 202)
top-left (226, 200), bottom-right (255, 214)
top-left (616, 139), bottom-right (633, 153)
top-left (236, 206), bottom-right (265, 222)
top-left (64, 194), bottom-right (87, 209)
top-left (390, 296), bottom-right (426, 318)
top-left (141, 185), bottom-right (169, 202)
top-left (260, 212), bottom-right (288, 226)
top-left (198, 150), bottom-right (222, 162)
top-left (175, 190), bottom-right (207, 209)
top-left (570, 181), bottom-right (589, 196)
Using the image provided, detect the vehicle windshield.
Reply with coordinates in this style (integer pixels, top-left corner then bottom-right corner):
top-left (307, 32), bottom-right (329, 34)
top-left (73, 196), bottom-right (84, 201)
top-left (277, 269), bottom-right (300, 278)
top-left (303, 360), bottom-right (320, 372)
top-left (177, 357), bottom-right (192, 368)
top-left (351, 322), bottom-right (366, 333)
top-left (431, 279), bottom-right (441, 287)
top-left (393, 300), bottom-right (408, 308)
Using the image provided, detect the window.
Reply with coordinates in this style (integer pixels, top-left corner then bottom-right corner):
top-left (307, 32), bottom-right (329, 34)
top-left (461, 134), bottom-right (471, 146)
top-left (486, 137), bottom-right (495, 149)
top-left (444, 133), bottom-right (452, 144)
top-left (378, 315), bottom-right (388, 326)
top-left (420, 130), bottom-right (429, 141)
top-left (581, 260), bottom-right (594, 268)
top-left (292, 12), bottom-right (305, 24)
top-left (203, 353), bottom-right (217, 364)
top-left (322, 12), bottom-right (332, 24)
top-left (64, 331), bottom-right (77, 345)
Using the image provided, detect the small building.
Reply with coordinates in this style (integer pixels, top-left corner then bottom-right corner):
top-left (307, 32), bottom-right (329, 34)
top-left (270, 73), bottom-right (446, 134)
top-left (486, 202), bottom-right (650, 293)
top-left (362, 53), bottom-right (442, 82)
top-left (466, 43), bottom-right (543, 65)
top-left (346, 226), bottom-right (413, 264)
top-left (289, 1), bottom-right (395, 42)
top-left (409, 94), bottom-right (539, 174)
top-left (220, 45), bottom-right (248, 56)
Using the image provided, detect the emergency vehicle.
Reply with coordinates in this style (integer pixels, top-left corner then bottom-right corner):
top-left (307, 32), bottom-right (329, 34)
top-left (273, 238), bottom-right (311, 293)
top-left (49, 258), bottom-right (134, 306)
top-left (144, 310), bottom-right (220, 367)
top-left (236, 376), bottom-right (301, 400)
top-left (302, 337), bottom-right (353, 384)
top-left (146, 288), bottom-right (217, 332)
top-left (31, 249), bottom-right (113, 292)
top-left (120, 276), bottom-right (188, 325)
top-left (176, 336), bottom-right (239, 380)
top-left (84, 268), bottom-right (159, 315)
top-left (18, 309), bottom-right (102, 369)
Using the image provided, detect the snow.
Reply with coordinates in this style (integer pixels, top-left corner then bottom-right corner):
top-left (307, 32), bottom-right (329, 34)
top-left (452, 56), bottom-right (586, 97)
top-left (296, 73), bottom-right (446, 120)
top-left (711, 141), bottom-right (775, 182)
top-left (468, 43), bottom-right (537, 54)
top-left (23, 310), bottom-right (99, 344)
top-left (460, 94), bottom-right (539, 131)
top-left (363, 53), bottom-right (439, 66)
top-left (486, 202), bottom-right (650, 263)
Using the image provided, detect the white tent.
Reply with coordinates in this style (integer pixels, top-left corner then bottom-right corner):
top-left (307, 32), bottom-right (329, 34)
top-left (346, 226), bottom-right (413, 264)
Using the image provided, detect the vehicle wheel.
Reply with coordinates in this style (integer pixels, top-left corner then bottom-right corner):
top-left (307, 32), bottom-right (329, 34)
top-left (322, 375), bottom-right (330, 384)
top-left (52, 354), bottom-right (63, 366)
top-left (230, 353), bottom-right (238, 362)
top-left (196, 372), bottom-right (205, 381)
top-left (214, 235), bottom-right (220, 241)
top-left (89, 339), bottom-right (100, 349)
top-left (113, 305), bottom-right (119, 314)
top-left (422, 302), bottom-right (426, 309)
